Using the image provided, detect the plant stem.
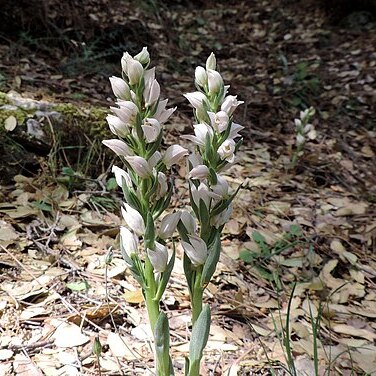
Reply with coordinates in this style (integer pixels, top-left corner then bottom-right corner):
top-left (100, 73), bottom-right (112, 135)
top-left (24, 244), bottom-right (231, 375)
top-left (144, 257), bottom-right (165, 375)
top-left (144, 256), bottom-right (159, 331)
top-left (188, 362), bottom-right (200, 376)
top-left (191, 267), bottom-right (203, 325)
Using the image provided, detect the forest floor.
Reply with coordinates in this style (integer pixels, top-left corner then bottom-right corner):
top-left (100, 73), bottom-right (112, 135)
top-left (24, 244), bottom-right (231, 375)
top-left (0, 0), bottom-right (375, 375)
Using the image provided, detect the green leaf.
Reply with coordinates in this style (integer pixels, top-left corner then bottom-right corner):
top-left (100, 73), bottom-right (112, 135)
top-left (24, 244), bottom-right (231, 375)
top-left (252, 231), bottom-right (266, 244)
top-left (122, 184), bottom-right (143, 213)
top-left (198, 199), bottom-right (210, 236)
top-left (154, 312), bottom-right (173, 376)
top-left (254, 266), bottom-right (274, 281)
top-left (66, 280), bottom-right (90, 291)
top-left (280, 258), bottom-right (304, 267)
top-left (146, 130), bottom-right (163, 159)
top-left (153, 183), bottom-right (173, 219)
top-left (183, 252), bottom-right (195, 296)
top-left (208, 167), bottom-right (217, 184)
top-left (120, 241), bottom-right (144, 287)
top-left (239, 249), bottom-right (254, 264)
top-left (106, 177), bottom-right (118, 191)
top-left (145, 212), bottom-right (155, 249)
top-left (62, 167), bottom-right (75, 176)
top-left (188, 305), bottom-right (211, 375)
top-left (210, 183), bottom-right (242, 217)
top-left (154, 247), bottom-right (175, 302)
top-left (93, 336), bottom-right (102, 357)
top-left (201, 232), bottom-right (221, 288)
top-left (184, 357), bottom-right (190, 376)
top-left (32, 200), bottom-right (52, 213)
top-left (289, 224), bottom-right (302, 237)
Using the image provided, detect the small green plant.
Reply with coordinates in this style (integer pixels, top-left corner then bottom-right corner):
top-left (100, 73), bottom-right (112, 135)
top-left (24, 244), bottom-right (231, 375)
top-left (277, 55), bottom-right (321, 109)
top-left (240, 225), bottom-right (308, 282)
top-left (290, 62), bottom-right (321, 109)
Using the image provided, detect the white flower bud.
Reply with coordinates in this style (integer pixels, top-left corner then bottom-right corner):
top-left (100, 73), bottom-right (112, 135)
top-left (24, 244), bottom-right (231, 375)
top-left (307, 128), bottom-right (317, 140)
top-left (163, 145), bottom-right (189, 168)
top-left (303, 123), bottom-right (313, 133)
top-left (294, 118), bottom-right (302, 129)
top-left (212, 174), bottom-right (229, 197)
top-left (121, 204), bottom-right (145, 236)
top-left (206, 52), bottom-right (216, 71)
top-left (207, 69), bottom-right (223, 95)
top-left (142, 118), bottom-right (161, 143)
top-left (112, 165), bottom-right (132, 188)
top-left (106, 115), bottom-right (129, 138)
top-left (110, 101), bottom-right (138, 124)
top-left (144, 79), bottom-right (160, 107)
top-left (189, 164), bottom-right (209, 180)
top-left (195, 66), bottom-right (208, 87)
top-left (120, 226), bottom-right (139, 259)
top-left (181, 123), bottom-right (214, 147)
top-left (188, 152), bottom-right (203, 168)
top-left (184, 91), bottom-right (207, 110)
top-left (221, 95), bottom-right (244, 115)
top-left (125, 156), bottom-right (153, 178)
top-left (156, 172), bottom-right (168, 199)
top-left (154, 99), bottom-right (176, 124)
top-left (217, 139), bottom-right (236, 163)
top-left (134, 47), bottom-right (150, 66)
top-left (208, 111), bottom-right (229, 133)
top-left (180, 211), bottom-right (197, 234)
top-left (210, 204), bottom-right (232, 228)
top-left (143, 68), bottom-right (159, 106)
top-left (159, 212), bottom-right (181, 239)
top-left (109, 76), bottom-right (131, 100)
top-left (121, 52), bottom-right (131, 74)
top-left (126, 58), bottom-right (144, 85)
top-left (103, 139), bottom-right (134, 157)
top-left (228, 122), bottom-right (244, 139)
top-left (148, 151), bottom-right (162, 168)
top-left (147, 242), bottom-right (168, 272)
top-left (296, 134), bottom-right (305, 146)
top-left (190, 182), bottom-right (221, 209)
top-left (181, 235), bottom-right (208, 266)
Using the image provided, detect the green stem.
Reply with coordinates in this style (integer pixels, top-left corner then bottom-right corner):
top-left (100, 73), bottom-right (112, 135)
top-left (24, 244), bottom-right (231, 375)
top-left (144, 256), bottom-right (159, 331)
top-left (290, 144), bottom-right (303, 168)
top-left (191, 267), bottom-right (204, 325)
top-left (188, 363), bottom-right (200, 376)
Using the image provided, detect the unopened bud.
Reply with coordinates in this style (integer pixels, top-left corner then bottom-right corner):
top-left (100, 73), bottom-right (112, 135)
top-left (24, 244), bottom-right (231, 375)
top-left (206, 52), bottom-right (216, 70)
top-left (147, 242), bottom-right (168, 272)
top-left (181, 235), bottom-right (208, 266)
top-left (134, 47), bottom-right (150, 66)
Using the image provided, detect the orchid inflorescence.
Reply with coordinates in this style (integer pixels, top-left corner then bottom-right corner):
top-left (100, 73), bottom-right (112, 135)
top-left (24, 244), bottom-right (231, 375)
top-left (291, 106), bottom-right (316, 166)
top-left (103, 48), bottom-right (243, 376)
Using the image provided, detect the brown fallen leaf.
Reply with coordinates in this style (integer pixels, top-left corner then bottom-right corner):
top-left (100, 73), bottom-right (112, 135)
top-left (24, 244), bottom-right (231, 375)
top-left (123, 289), bottom-right (144, 304)
top-left (332, 324), bottom-right (376, 342)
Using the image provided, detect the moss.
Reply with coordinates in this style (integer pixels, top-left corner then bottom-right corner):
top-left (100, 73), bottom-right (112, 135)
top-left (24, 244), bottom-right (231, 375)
top-left (0, 107), bottom-right (29, 128)
top-left (0, 92), bottom-right (10, 105)
top-left (53, 103), bottom-right (109, 139)
top-left (0, 92), bottom-right (111, 154)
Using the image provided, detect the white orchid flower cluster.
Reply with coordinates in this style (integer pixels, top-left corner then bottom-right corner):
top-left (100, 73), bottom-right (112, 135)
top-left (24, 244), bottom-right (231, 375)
top-left (102, 48), bottom-right (188, 339)
top-left (103, 49), bottom-right (243, 376)
top-left (295, 107), bottom-right (316, 147)
top-left (291, 106), bottom-right (316, 166)
top-left (179, 53), bottom-right (243, 272)
top-left (176, 53), bottom-right (243, 332)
